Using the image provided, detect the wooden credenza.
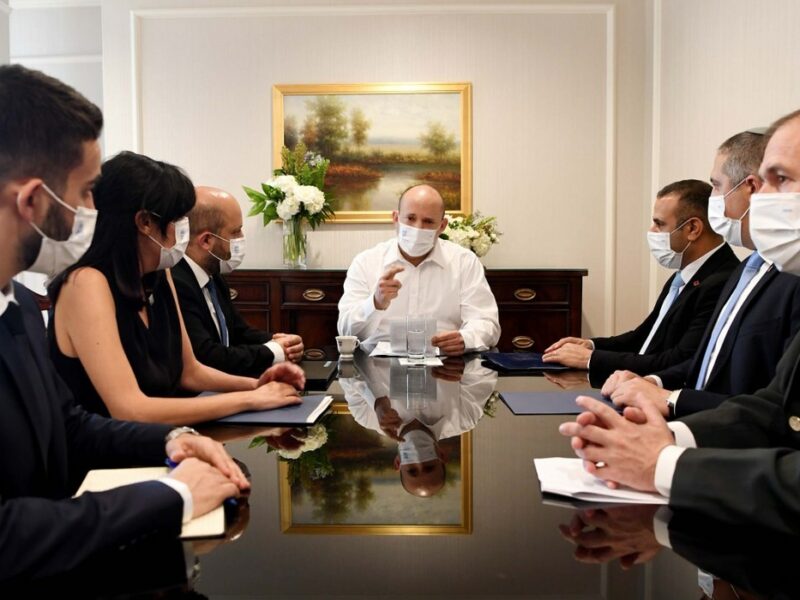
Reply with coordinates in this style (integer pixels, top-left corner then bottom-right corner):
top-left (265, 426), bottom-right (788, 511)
top-left (226, 268), bottom-right (588, 360)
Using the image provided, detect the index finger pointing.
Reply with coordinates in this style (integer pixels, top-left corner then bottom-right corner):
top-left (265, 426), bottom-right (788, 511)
top-left (382, 265), bottom-right (405, 280)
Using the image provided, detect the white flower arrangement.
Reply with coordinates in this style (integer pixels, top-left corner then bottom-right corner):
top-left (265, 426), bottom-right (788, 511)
top-left (276, 423), bottom-right (329, 460)
top-left (440, 212), bottom-right (501, 257)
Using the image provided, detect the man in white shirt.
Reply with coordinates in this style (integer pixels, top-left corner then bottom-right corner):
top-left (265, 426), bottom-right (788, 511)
top-left (558, 108), bottom-right (800, 535)
top-left (601, 130), bottom-right (800, 419)
top-left (337, 184), bottom-right (500, 355)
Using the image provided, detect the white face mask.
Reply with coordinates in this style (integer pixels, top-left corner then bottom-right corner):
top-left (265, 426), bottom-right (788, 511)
top-left (646, 219), bottom-right (692, 270)
top-left (708, 179), bottom-right (749, 247)
top-left (749, 192), bottom-right (800, 274)
top-left (397, 429), bottom-right (439, 465)
top-left (209, 233), bottom-right (246, 275)
top-left (148, 215), bottom-right (189, 271)
top-left (397, 223), bottom-right (438, 258)
top-left (26, 183), bottom-right (97, 278)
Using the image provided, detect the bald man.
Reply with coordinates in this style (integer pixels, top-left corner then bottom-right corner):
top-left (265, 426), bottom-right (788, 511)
top-left (338, 184), bottom-right (500, 355)
top-left (172, 187), bottom-right (304, 377)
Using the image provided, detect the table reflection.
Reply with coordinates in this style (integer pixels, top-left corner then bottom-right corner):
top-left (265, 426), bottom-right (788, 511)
top-left (556, 502), bottom-right (800, 600)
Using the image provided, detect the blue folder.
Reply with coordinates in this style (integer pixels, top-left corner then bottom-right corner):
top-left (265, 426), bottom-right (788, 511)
top-left (215, 395), bottom-right (333, 426)
top-left (481, 352), bottom-right (570, 372)
top-left (500, 390), bottom-right (618, 415)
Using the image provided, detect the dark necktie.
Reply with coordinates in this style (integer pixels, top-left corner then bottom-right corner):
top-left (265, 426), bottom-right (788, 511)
top-left (205, 279), bottom-right (229, 347)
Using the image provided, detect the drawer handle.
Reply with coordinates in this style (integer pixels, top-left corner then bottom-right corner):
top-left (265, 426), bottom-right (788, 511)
top-left (229, 287), bottom-right (239, 301)
top-left (305, 348), bottom-right (326, 360)
top-left (512, 336), bottom-right (535, 349)
top-left (302, 288), bottom-right (326, 302)
top-left (513, 288), bottom-right (537, 301)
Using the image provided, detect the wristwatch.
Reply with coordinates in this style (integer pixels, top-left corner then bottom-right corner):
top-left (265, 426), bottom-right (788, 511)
top-left (165, 426), bottom-right (200, 444)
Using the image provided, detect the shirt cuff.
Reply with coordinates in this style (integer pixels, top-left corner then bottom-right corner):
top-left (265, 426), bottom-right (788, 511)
top-left (588, 339), bottom-right (595, 350)
top-left (654, 444), bottom-right (686, 497)
top-left (159, 477), bottom-right (193, 524)
top-left (265, 340), bottom-right (285, 363)
top-left (646, 374), bottom-right (663, 388)
top-left (667, 421), bottom-right (697, 448)
top-left (652, 506), bottom-right (673, 548)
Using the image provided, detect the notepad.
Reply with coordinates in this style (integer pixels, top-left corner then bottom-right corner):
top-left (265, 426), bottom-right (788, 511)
top-left (501, 390), bottom-right (618, 415)
top-left (75, 467), bottom-right (225, 538)
top-left (534, 457), bottom-right (668, 505)
top-left (482, 351), bottom-right (570, 372)
top-left (216, 394), bottom-right (333, 425)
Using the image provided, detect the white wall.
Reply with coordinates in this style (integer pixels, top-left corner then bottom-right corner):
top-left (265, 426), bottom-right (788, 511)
top-left (0, 2), bottom-right (9, 64)
top-left (649, 0), bottom-right (800, 298)
top-left (101, 0), bottom-right (654, 339)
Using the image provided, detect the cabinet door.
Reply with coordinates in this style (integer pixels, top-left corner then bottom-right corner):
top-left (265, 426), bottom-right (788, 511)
top-left (497, 308), bottom-right (572, 352)
top-left (280, 279), bottom-right (344, 360)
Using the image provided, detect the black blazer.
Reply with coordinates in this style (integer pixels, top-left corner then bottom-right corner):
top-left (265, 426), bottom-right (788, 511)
top-left (0, 283), bottom-right (182, 581)
top-left (588, 244), bottom-right (739, 384)
top-left (172, 258), bottom-right (275, 378)
top-left (654, 260), bottom-right (800, 417)
top-left (671, 328), bottom-right (800, 534)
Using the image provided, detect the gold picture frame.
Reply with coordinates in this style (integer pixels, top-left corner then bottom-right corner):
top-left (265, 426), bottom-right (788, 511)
top-left (273, 82), bottom-right (472, 223)
top-left (278, 402), bottom-right (473, 535)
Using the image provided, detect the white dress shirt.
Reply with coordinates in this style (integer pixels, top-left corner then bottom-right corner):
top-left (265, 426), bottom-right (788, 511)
top-left (337, 238), bottom-right (500, 352)
top-left (1, 284), bottom-right (193, 523)
top-left (652, 422), bottom-right (698, 497)
top-left (183, 256), bottom-right (284, 363)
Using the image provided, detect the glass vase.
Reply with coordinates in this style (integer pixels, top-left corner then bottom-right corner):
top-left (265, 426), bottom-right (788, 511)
top-left (283, 217), bottom-right (308, 269)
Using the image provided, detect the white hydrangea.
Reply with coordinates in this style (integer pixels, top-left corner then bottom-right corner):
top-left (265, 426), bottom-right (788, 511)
top-left (445, 227), bottom-right (472, 250)
top-left (294, 185), bottom-right (326, 215)
top-left (277, 423), bottom-right (329, 459)
top-left (472, 232), bottom-right (492, 257)
top-left (276, 194), bottom-right (301, 220)
top-left (265, 174), bottom-right (299, 197)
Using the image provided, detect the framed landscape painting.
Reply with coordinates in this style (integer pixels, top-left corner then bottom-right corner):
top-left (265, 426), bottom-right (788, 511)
top-left (273, 82), bottom-right (472, 223)
top-left (277, 402), bottom-right (472, 535)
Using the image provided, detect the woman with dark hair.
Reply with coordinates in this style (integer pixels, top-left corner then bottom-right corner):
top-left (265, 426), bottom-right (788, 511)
top-left (48, 151), bottom-right (303, 424)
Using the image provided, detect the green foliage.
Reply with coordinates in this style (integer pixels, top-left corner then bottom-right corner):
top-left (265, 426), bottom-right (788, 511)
top-left (303, 96), bottom-right (349, 158)
top-left (420, 121), bottom-right (457, 158)
top-left (350, 107), bottom-right (370, 148)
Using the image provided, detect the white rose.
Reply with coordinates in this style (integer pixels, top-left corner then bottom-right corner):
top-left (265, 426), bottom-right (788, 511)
top-left (447, 228), bottom-right (472, 250)
top-left (265, 174), bottom-right (299, 197)
top-left (295, 185), bottom-right (326, 215)
top-left (276, 195), bottom-right (300, 220)
top-left (278, 448), bottom-right (302, 460)
top-left (472, 233), bottom-right (492, 257)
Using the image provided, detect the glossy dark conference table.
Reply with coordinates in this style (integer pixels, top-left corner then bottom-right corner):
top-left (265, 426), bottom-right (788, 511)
top-left (19, 355), bottom-right (796, 598)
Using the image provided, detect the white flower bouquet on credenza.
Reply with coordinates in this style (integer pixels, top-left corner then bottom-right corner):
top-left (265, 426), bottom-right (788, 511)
top-left (439, 212), bottom-right (501, 257)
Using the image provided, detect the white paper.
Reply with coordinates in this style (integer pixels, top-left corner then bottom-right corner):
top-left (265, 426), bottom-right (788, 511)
top-left (75, 467), bottom-right (226, 538)
top-left (534, 457), bottom-right (668, 505)
top-left (370, 341), bottom-right (440, 358)
top-left (397, 357), bottom-right (444, 366)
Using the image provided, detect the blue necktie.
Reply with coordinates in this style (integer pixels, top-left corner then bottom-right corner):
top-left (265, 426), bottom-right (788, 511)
top-left (205, 278), bottom-right (229, 347)
top-left (640, 271), bottom-right (684, 354)
top-left (694, 253), bottom-right (765, 389)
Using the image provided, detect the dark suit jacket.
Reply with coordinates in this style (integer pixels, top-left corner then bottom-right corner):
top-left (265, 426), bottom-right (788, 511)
top-left (653, 260), bottom-right (800, 417)
top-left (588, 244), bottom-right (739, 384)
top-left (670, 328), bottom-right (800, 534)
top-left (0, 283), bottom-right (182, 581)
top-left (172, 258), bottom-right (275, 378)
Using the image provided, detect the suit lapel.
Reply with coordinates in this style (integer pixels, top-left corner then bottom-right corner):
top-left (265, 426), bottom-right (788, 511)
top-left (178, 259), bottom-right (224, 344)
top-left (704, 266), bottom-right (777, 387)
top-left (0, 319), bottom-right (50, 470)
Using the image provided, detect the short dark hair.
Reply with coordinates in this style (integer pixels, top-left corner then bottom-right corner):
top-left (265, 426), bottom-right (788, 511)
top-left (0, 64), bottom-right (103, 192)
top-left (765, 108), bottom-right (800, 142)
top-left (188, 202), bottom-right (224, 237)
top-left (718, 131), bottom-right (767, 184)
top-left (657, 179), bottom-right (713, 226)
top-left (49, 151), bottom-right (195, 309)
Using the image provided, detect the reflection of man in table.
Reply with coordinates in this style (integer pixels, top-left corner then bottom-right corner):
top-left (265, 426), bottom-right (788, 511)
top-left (337, 184), bottom-right (500, 355)
top-left (339, 356), bottom-right (497, 496)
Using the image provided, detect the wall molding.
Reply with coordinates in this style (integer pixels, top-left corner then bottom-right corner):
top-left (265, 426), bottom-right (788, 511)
top-left (11, 52), bottom-right (101, 64)
top-left (9, 0), bottom-right (99, 8)
top-left (648, 0), bottom-right (662, 308)
top-left (127, 2), bottom-right (618, 334)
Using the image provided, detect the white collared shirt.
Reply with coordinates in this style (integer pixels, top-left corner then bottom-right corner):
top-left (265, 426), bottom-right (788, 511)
top-left (337, 238), bottom-right (500, 353)
top-left (0, 284), bottom-right (17, 317)
top-left (182, 256), bottom-right (284, 363)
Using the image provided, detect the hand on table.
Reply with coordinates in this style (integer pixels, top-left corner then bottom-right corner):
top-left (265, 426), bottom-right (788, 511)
top-left (432, 330), bottom-right (466, 356)
top-left (609, 376), bottom-right (671, 417)
top-left (166, 434), bottom-right (249, 490)
top-left (272, 332), bottom-right (304, 363)
top-left (542, 343), bottom-right (592, 369)
top-left (257, 362), bottom-right (306, 391)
